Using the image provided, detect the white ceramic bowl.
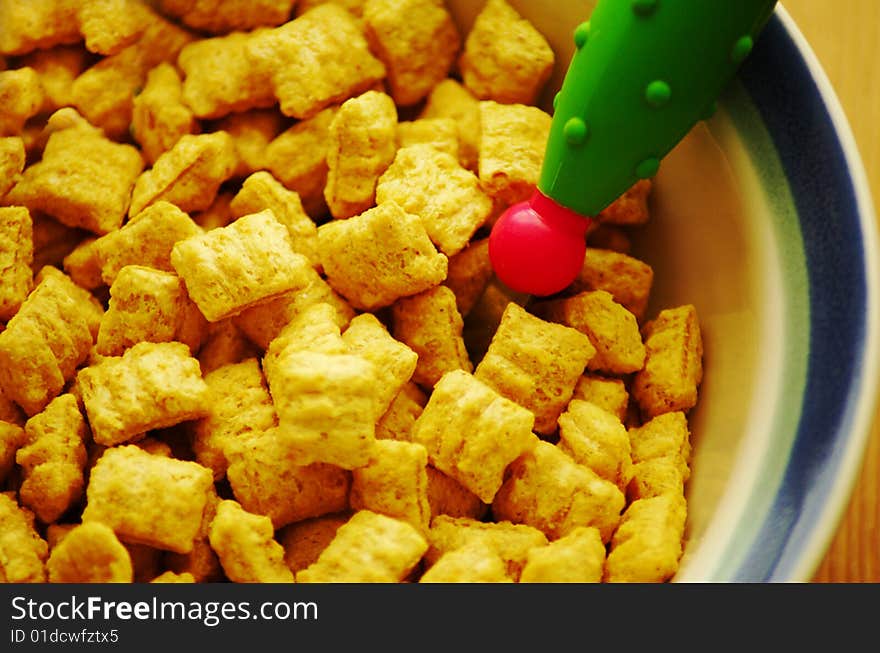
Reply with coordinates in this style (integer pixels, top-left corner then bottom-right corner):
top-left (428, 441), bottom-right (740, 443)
top-left (447, 0), bottom-right (880, 581)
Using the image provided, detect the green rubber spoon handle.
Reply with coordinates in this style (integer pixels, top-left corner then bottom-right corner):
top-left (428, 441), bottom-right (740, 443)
top-left (541, 0), bottom-right (778, 217)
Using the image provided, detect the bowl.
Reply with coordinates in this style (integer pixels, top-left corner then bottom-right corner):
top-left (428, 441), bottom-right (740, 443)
top-left (447, 0), bottom-right (880, 581)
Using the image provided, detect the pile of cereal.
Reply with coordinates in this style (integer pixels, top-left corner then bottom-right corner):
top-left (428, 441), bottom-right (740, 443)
top-left (0, 0), bottom-right (703, 584)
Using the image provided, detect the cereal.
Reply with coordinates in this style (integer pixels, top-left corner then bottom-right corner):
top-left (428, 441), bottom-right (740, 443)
top-left (278, 513), bottom-right (350, 575)
top-left (131, 62), bottom-right (199, 165)
top-left (395, 118), bottom-right (460, 160)
top-left (0, 421), bottom-right (27, 484)
top-left (627, 411), bottom-right (691, 501)
top-left (0, 492), bottom-right (49, 583)
top-left (151, 571), bottom-right (195, 583)
top-left (425, 466), bottom-right (487, 521)
top-left (570, 248), bottom-right (655, 323)
top-left (375, 382), bottom-right (427, 442)
top-left (46, 522), bottom-right (133, 583)
top-left (443, 238), bottom-right (493, 317)
top-left (419, 541), bottom-right (511, 583)
top-left (571, 374), bottom-right (630, 423)
top-left (0, 67), bottom-right (44, 136)
top-left (163, 486), bottom-right (223, 582)
top-left (18, 46), bottom-right (91, 115)
top-left (557, 399), bottom-right (632, 492)
top-left (218, 110), bottom-right (286, 180)
top-left (196, 319), bottom-right (261, 375)
top-left (519, 526), bottom-right (606, 583)
top-left (0, 136), bottom-right (25, 199)
top-left (597, 180), bottom-right (653, 226)
top-left (156, 0), bottom-right (297, 34)
top-left (419, 78), bottom-right (481, 171)
top-left (0, 206), bottom-right (33, 321)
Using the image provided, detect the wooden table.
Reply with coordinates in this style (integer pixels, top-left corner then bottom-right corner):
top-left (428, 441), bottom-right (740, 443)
top-left (778, 0), bottom-right (880, 582)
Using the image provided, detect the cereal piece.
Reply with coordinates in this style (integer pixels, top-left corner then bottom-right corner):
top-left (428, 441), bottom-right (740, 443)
top-left (0, 267), bottom-right (103, 416)
top-left (164, 485), bottom-right (223, 582)
top-left (443, 238), bottom-right (492, 318)
top-left (376, 382), bottom-right (427, 441)
top-left (632, 305), bottom-right (703, 418)
top-left (0, 421), bottom-right (27, 484)
top-left (192, 358), bottom-right (277, 481)
top-left (317, 200), bottom-right (448, 311)
top-left (131, 62), bottom-right (199, 165)
top-left (0, 386), bottom-right (25, 426)
top-left (296, 0), bottom-right (368, 17)
top-left (0, 136), bottom-right (25, 198)
top-left (627, 411), bottom-right (691, 501)
top-left (570, 248), bottom-right (654, 323)
top-left (425, 515), bottom-right (547, 581)
top-left (604, 493), bottom-right (687, 583)
top-left (587, 223), bottom-right (632, 254)
top-left (477, 100), bottom-right (551, 206)
top-left (350, 439), bottom-right (431, 533)
top-left (519, 526), bottom-right (606, 583)
top-left (218, 109), bottom-right (285, 179)
top-left (324, 90), bottom-right (398, 220)
top-left (391, 286), bottom-right (472, 388)
top-left (363, 0), bottom-right (460, 107)
top-left (419, 541), bottom-right (511, 583)
top-left (75, 0), bottom-right (150, 56)
top-left (278, 513), bottom-right (349, 574)
top-left (0, 0), bottom-right (78, 56)
top-left (230, 171), bottom-right (320, 269)
top-left (129, 131), bottom-right (238, 218)
top-left (46, 522), bottom-right (133, 583)
top-left (411, 369), bottom-right (536, 503)
top-left (459, 0), bottom-right (554, 105)
top-left (171, 210), bottom-right (313, 322)
top-left (77, 342), bottom-right (209, 446)
top-left (227, 428), bottom-right (350, 529)
top-left (4, 112), bottom-right (144, 235)
top-left (246, 4), bottom-right (386, 120)
top-left (376, 144), bottom-right (492, 256)
top-left (263, 301), bottom-right (348, 359)
top-left (83, 445), bottom-right (213, 553)
top-left (19, 45), bottom-right (90, 114)
top-left (0, 492), bottom-right (49, 582)
top-left (0, 67), bottom-right (45, 136)
top-left (474, 302), bottom-right (595, 435)
top-left (96, 266), bottom-right (205, 357)
top-left (492, 440), bottom-right (626, 543)
top-left (297, 510), bottom-right (427, 583)
top-left (425, 466), bottom-right (487, 521)
top-left (342, 313), bottom-right (418, 417)
top-left (396, 118), bottom-right (459, 160)
top-left (557, 399), bottom-right (632, 492)
top-left (151, 571), bottom-right (195, 583)
top-left (157, 0), bottom-right (297, 34)
top-left (61, 238), bottom-right (103, 291)
top-left (197, 319), bottom-right (261, 375)
top-left (17, 394), bottom-right (88, 524)
top-left (0, 206), bottom-right (33, 321)
top-left (208, 499), bottom-right (295, 583)
top-left (597, 180), bottom-right (653, 226)
top-left (419, 78), bottom-right (480, 171)
top-left (534, 290), bottom-right (646, 375)
top-left (571, 374), bottom-right (630, 423)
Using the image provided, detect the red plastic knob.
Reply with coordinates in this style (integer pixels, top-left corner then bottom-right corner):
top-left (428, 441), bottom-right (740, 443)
top-left (488, 190), bottom-right (591, 296)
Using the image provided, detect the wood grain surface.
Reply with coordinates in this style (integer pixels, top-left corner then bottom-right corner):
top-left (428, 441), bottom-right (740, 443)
top-left (778, 0), bottom-right (880, 583)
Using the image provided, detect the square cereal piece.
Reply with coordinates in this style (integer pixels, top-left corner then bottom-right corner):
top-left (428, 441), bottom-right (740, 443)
top-left (0, 492), bottom-right (49, 582)
top-left (208, 499), bottom-right (295, 583)
top-left (279, 513), bottom-right (350, 575)
top-left (4, 111), bottom-right (144, 234)
top-left (443, 238), bottom-right (492, 318)
top-left (350, 439), bottom-right (431, 533)
top-left (0, 67), bottom-right (44, 136)
top-left (46, 522), bottom-right (133, 583)
top-left (477, 100), bottom-right (551, 206)
top-left (17, 394), bottom-right (88, 524)
top-left (419, 541), bottom-right (511, 583)
top-left (171, 209), bottom-right (313, 322)
top-left (246, 4), bottom-right (386, 120)
top-left (157, 0), bottom-right (297, 34)
top-left (363, 0), bottom-right (460, 107)
top-left (604, 493), bottom-right (687, 583)
top-left (419, 79), bottom-right (480, 171)
top-left (74, 0), bottom-right (150, 56)
top-left (0, 267), bottom-right (103, 416)
top-left (217, 109), bottom-right (286, 179)
top-left (163, 485), bottom-right (224, 582)
top-left (262, 301), bottom-right (348, 361)
top-left (82, 444), bottom-right (214, 554)
top-left (131, 62), bottom-right (199, 165)
top-left (411, 369), bottom-right (537, 503)
top-left (570, 248), bottom-right (654, 323)
top-left (458, 0), bottom-right (554, 105)
top-left (628, 457), bottom-right (686, 502)
top-left (324, 90), bottom-right (398, 220)
top-left (376, 144), bottom-right (493, 256)
top-left (557, 399), bottom-right (632, 492)
top-left (0, 206), bottom-right (33, 320)
top-left (424, 515), bottom-right (547, 581)
top-left (519, 526), bottom-right (606, 583)
top-left (571, 374), bottom-right (630, 423)
top-left (77, 341), bottom-right (209, 446)
top-left (492, 440), bottom-right (626, 543)
top-left (426, 465), bottom-right (487, 521)
top-left (317, 200), bottom-right (448, 311)
top-left (0, 1), bottom-right (78, 56)
top-left (376, 381), bottom-right (427, 442)
top-left (18, 45), bottom-right (91, 115)
top-left (96, 265), bottom-right (205, 357)
top-left (0, 421), bottom-right (27, 484)
top-left (534, 290), bottom-right (646, 375)
top-left (0, 136), bottom-right (26, 198)
top-left (396, 118), bottom-right (460, 160)
top-left (597, 179), bottom-right (653, 226)
top-left (61, 237), bottom-right (103, 291)
top-left (474, 302), bottom-right (595, 435)
top-left (196, 319), bottom-right (261, 375)
top-left (628, 411), bottom-right (691, 481)
top-left (391, 285), bottom-right (472, 388)
top-left (129, 131), bottom-right (238, 218)
top-left (226, 427), bottom-right (350, 529)
top-left (296, 510), bottom-right (427, 583)
top-left (632, 305), bottom-right (703, 418)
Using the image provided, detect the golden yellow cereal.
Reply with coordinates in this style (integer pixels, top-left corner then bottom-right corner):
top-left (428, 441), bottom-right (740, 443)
top-left (157, 0), bottom-right (297, 34)
top-left (0, 136), bottom-right (25, 198)
top-left (0, 67), bottom-right (44, 136)
top-left (131, 62), bottom-right (199, 165)
top-left (297, 510), bottom-right (427, 583)
top-left (0, 386), bottom-right (25, 426)
top-left (633, 305), bottom-right (703, 418)
top-left (196, 319), bottom-right (261, 375)
top-left (296, 0), bottom-right (368, 18)
top-left (171, 209), bottom-right (313, 322)
top-left (557, 399), bottom-right (632, 492)
top-left (425, 466), bottom-right (487, 521)
top-left (419, 78), bottom-right (480, 171)
top-left (587, 223), bottom-right (632, 254)
top-left (443, 238), bottom-right (492, 318)
top-left (317, 200), bottom-right (448, 311)
top-left (459, 0), bottom-right (554, 105)
top-left (376, 381), bottom-right (427, 441)
top-left (193, 191), bottom-right (235, 231)
top-left (627, 411), bottom-right (691, 501)
top-left (164, 485), bottom-right (223, 582)
top-left (377, 144), bottom-right (493, 256)
top-left (279, 513), bottom-right (350, 575)
top-left (477, 100), bottom-right (551, 206)
top-left (17, 394), bottom-right (88, 524)
top-left (363, 0), bottom-right (460, 107)
top-left (571, 248), bottom-right (655, 323)
top-left (77, 342), bottom-right (209, 446)
top-left (597, 179), bottom-right (653, 226)
top-left (0, 206), bottom-right (33, 321)
top-left (218, 110), bottom-right (285, 179)
top-left (492, 440), bottom-right (626, 543)
top-left (18, 46), bottom-right (90, 114)
top-left (628, 457), bottom-right (687, 502)
top-left (571, 374), bottom-right (630, 423)
top-left (0, 420), bottom-right (26, 484)
top-left (395, 118), bottom-right (460, 160)
top-left (0, 492), bottom-right (49, 582)
top-left (75, 0), bottom-right (151, 56)
top-left (474, 302), bottom-right (595, 435)
top-left (47, 522), bottom-right (133, 583)
top-left (263, 301), bottom-right (348, 359)
top-left (411, 369), bottom-right (537, 503)
top-left (391, 285), bottom-right (472, 388)
top-left (83, 445), bottom-right (214, 554)
top-left (419, 541), bottom-right (511, 583)
top-left (151, 571), bottom-right (196, 583)
top-left (0, 0), bottom-right (78, 56)
top-left (61, 237), bottom-right (103, 291)
top-left (519, 526), bottom-right (606, 583)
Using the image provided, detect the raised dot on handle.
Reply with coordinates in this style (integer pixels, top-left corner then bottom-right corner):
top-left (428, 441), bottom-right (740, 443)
top-left (731, 35), bottom-right (754, 64)
top-left (645, 80), bottom-right (671, 108)
top-left (574, 21), bottom-right (590, 49)
top-left (564, 117), bottom-right (589, 145)
top-left (632, 0), bottom-right (658, 17)
top-left (635, 157), bottom-right (660, 179)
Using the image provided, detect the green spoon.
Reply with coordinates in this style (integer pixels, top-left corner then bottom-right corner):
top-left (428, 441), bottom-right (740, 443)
top-left (488, 0), bottom-right (778, 296)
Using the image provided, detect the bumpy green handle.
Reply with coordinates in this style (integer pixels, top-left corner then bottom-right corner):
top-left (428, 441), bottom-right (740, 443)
top-left (541, 0), bottom-right (777, 216)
